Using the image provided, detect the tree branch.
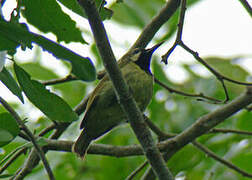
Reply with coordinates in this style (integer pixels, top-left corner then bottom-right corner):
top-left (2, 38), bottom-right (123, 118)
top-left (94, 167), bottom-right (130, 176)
top-left (131, 0), bottom-right (181, 50)
top-left (155, 78), bottom-right (222, 103)
top-left (238, 0), bottom-right (252, 17)
top-left (192, 141), bottom-right (252, 178)
top-left (144, 116), bottom-right (252, 179)
top-left (34, 88), bottom-right (252, 158)
top-left (210, 128), bottom-right (252, 136)
top-left (12, 90), bottom-right (90, 179)
top-left (126, 160), bottom-right (149, 180)
top-left (78, 0), bottom-right (173, 179)
top-left (0, 97), bottom-right (55, 180)
top-left (141, 87), bottom-right (252, 179)
top-left (42, 75), bottom-right (77, 86)
top-left (161, 0), bottom-right (252, 104)
top-left (0, 147), bottom-right (26, 175)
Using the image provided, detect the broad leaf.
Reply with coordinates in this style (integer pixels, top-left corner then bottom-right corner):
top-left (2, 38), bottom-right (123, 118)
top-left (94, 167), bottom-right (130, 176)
top-left (0, 67), bottom-right (24, 103)
top-left (0, 50), bottom-right (6, 71)
top-left (0, 174), bottom-right (13, 178)
top-left (14, 64), bottom-right (78, 122)
top-left (21, 0), bottom-right (87, 43)
top-left (0, 113), bottom-right (20, 147)
top-left (58, 0), bottom-right (113, 20)
top-left (0, 18), bottom-right (32, 55)
top-left (0, 19), bottom-right (96, 81)
top-left (20, 62), bottom-right (59, 81)
top-left (34, 34), bottom-right (96, 81)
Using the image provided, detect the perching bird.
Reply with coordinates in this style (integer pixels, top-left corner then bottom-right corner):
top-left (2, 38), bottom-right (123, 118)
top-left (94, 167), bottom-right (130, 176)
top-left (72, 42), bottom-right (163, 158)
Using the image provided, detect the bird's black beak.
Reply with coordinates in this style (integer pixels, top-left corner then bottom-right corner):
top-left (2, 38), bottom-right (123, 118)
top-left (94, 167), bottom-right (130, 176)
top-left (146, 41), bottom-right (164, 54)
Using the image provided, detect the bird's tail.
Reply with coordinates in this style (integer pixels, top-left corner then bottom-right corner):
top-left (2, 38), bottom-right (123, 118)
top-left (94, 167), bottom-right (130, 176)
top-left (72, 130), bottom-right (91, 159)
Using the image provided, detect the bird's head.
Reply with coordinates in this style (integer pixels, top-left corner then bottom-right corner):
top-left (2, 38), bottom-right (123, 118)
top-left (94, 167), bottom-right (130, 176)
top-left (131, 42), bottom-right (163, 74)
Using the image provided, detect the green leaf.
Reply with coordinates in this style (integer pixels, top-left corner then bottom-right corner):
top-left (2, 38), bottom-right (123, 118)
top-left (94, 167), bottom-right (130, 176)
top-left (19, 62), bottom-right (59, 81)
top-left (0, 174), bottom-right (13, 178)
top-left (0, 138), bottom-right (47, 166)
top-left (14, 63), bottom-right (78, 122)
top-left (53, 81), bottom-right (87, 108)
top-left (0, 19), bottom-right (96, 81)
top-left (236, 111), bottom-right (252, 131)
top-left (110, 1), bottom-right (146, 27)
top-left (204, 57), bottom-right (250, 99)
top-left (0, 113), bottom-right (20, 147)
top-left (0, 67), bottom-right (24, 103)
top-left (33, 34), bottom-right (96, 81)
top-left (21, 0), bottom-right (87, 43)
top-left (0, 18), bottom-right (33, 55)
top-left (58, 0), bottom-right (113, 20)
top-left (110, 0), bottom-right (201, 40)
top-left (204, 57), bottom-right (249, 81)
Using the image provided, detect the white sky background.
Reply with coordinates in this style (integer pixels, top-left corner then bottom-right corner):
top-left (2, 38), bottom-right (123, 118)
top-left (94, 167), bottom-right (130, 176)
top-left (0, 0), bottom-right (252, 105)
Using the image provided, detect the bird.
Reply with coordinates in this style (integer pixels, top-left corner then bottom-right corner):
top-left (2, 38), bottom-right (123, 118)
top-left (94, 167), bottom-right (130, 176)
top-left (72, 42), bottom-right (163, 158)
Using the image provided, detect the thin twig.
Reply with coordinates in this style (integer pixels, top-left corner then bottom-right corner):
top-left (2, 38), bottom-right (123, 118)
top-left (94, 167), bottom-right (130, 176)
top-left (131, 0), bottom-right (181, 50)
top-left (145, 117), bottom-right (252, 179)
top-left (155, 78), bottom-right (222, 103)
top-left (18, 131), bottom-right (30, 141)
top-left (0, 97), bottom-right (55, 180)
top-left (126, 161), bottom-right (149, 180)
top-left (210, 128), bottom-right (252, 136)
top-left (180, 43), bottom-right (252, 97)
top-left (17, 89), bottom-right (251, 179)
top-left (161, 0), bottom-right (186, 64)
top-left (38, 124), bottom-right (57, 137)
top-left (0, 147), bottom-right (26, 174)
top-left (12, 95), bottom-right (87, 179)
top-left (42, 75), bottom-right (77, 86)
top-left (146, 116), bottom-right (252, 179)
top-left (192, 141), bottom-right (252, 178)
top-left (161, 0), bottom-right (252, 105)
top-left (144, 115), bottom-right (175, 140)
top-left (141, 87), bottom-right (252, 179)
top-left (238, 0), bottom-right (252, 17)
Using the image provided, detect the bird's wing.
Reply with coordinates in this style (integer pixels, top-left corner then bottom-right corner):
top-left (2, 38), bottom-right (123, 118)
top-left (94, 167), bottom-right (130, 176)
top-left (88, 75), bottom-right (110, 110)
top-left (85, 57), bottom-right (132, 111)
top-left (80, 76), bottom-right (109, 129)
top-left (80, 59), bottom-right (133, 129)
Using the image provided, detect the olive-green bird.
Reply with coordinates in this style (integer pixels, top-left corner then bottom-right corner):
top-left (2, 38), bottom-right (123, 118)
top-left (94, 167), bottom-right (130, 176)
top-left (72, 42), bottom-right (163, 158)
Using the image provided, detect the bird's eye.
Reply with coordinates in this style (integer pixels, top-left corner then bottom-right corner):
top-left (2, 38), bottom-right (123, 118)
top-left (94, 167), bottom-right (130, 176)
top-left (132, 48), bottom-right (140, 55)
top-left (131, 48), bottom-right (142, 62)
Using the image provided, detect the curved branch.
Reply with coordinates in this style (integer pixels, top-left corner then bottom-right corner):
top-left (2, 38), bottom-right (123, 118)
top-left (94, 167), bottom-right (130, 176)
top-left (12, 89), bottom-right (90, 179)
top-left (131, 0), bottom-right (181, 50)
top-left (180, 42), bottom-right (252, 86)
top-left (0, 97), bottom-right (55, 180)
top-left (238, 0), bottom-right (252, 17)
top-left (142, 87), bottom-right (252, 179)
top-left (126, 161), bottom-right (149, 180)
top-left (161, 0), bottom-right (252, 104)
top-left (39, 88), bottom-right (252, 158)
top-left (0, 147), bottom-right (26, 174)
top-left (42, 75), bottom-right (77, 86)
top-left (14, 88), bottom-right (250, 179)
top-left (144, 116), bottom-right (252, 179)
top-left (210, 128), bottom-right (252, 136)
top-left (159, 87), bottom-right (252, 154)
top-left (154, 78), bottom-right (222, 103)
top-left (192, 141), bottom-right (252, 178)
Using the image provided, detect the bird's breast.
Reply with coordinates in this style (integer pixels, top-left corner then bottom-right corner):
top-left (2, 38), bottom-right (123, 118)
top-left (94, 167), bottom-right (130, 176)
top-left (122, 62), bottom-right (154, 111)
